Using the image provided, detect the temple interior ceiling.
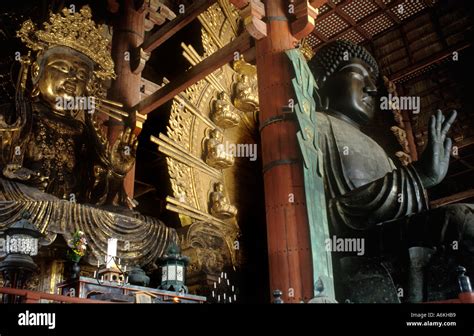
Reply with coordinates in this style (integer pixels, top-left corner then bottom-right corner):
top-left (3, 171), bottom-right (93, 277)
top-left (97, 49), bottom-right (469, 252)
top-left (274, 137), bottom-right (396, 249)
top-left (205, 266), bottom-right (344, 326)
top-left (0, 0), bottom-right (472, 306)
top-left (307, 0), bottom-right (438, 49)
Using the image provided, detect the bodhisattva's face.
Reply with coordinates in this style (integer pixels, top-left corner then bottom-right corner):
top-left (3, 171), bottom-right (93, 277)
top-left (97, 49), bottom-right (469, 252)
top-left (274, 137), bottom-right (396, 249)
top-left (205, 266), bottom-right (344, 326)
top-left (37, 49), bottom-right (92, 111)
top-left (321, 58), bottom-right (378, 125)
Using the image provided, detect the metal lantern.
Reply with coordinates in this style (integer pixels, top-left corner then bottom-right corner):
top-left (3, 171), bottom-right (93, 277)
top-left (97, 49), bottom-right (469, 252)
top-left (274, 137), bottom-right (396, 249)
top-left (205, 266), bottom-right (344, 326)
top-left (0, 211), bottom-right (41, 291)
top-left (158, 242), bottom-right (189, 294)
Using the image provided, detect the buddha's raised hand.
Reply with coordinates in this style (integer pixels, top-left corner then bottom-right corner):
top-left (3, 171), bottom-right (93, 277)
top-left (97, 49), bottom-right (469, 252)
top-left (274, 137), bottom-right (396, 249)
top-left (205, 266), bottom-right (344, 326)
top-left (415, 109), bottom-right (457, 189)
top-left (109, 127), bottom-right (138, 176)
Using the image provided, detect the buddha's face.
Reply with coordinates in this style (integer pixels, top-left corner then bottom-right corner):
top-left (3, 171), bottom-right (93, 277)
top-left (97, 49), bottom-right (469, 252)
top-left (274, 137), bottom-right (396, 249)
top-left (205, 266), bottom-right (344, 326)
top-left (35, 47), bottom-right (93, 111)
top-left (321, 58), bottom-right (377, 124)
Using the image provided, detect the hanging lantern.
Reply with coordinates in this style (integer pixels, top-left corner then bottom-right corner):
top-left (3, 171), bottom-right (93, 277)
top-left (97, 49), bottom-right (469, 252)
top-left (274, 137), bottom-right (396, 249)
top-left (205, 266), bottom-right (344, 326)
top-left (158, 242), bottom-right (189, 294)
top-left (0, 211), bottom-right (42, 291)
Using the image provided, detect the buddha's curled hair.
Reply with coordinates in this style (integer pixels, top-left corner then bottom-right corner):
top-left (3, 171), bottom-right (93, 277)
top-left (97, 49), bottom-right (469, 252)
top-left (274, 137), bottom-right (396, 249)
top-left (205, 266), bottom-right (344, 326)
top-left (309, 40), bottom-right (379, 81)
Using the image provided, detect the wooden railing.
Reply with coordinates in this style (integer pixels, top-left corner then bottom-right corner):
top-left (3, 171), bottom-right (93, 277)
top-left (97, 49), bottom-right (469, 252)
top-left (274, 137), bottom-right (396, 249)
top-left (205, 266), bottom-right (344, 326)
top-left (0, 287), bottom-right (111, 304)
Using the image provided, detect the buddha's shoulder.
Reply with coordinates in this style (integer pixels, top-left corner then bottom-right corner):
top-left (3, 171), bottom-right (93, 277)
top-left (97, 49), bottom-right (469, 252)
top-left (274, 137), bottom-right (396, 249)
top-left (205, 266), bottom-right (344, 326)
top-left (314, 111), bottom-right (331, 129)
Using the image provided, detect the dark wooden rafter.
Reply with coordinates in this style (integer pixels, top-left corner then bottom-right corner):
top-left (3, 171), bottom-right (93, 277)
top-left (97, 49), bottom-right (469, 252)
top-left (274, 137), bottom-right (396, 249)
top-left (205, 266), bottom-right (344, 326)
top-left (398, 26), bottom-right (414, 65)
top-left (458, 159), bottom-right (474, 170)
top-left (452, 153), bottom-right (474, 163)
top-left (421, 98), bottom-right (458, 116)
top-left (375, 0), bottom-right (401, 24)
top-left (455, 137), bottom-right (474, 150)
top-left (429, 6), bottom-right (448, 49)
top-left (133, 31), bottom-right (253, 115)
top-left (431, 189), bottom-right (474, 208)
top-left (389, 41), bottom-right (471, 82)
top-left (365, 2), bottom-right (441, 46)
top-left (312, 28), bottom-right (328, 42)
top-left (443, 167), bottom-right (474, 180)
top-left (378, 47), bottom-right (409, 67)
top-left (140, 0), bottom-right (217, 53)
top-left (407, 81), bottom-right (459, 100)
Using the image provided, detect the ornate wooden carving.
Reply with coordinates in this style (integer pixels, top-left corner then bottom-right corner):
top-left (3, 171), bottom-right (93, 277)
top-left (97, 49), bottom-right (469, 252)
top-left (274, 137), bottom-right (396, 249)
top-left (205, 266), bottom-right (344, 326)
top-left (291, 0), bottom-right (319, 41)
top-left (130, 47), bottom-right (150, 74)
top-left (230, 0), bottom-right (267, 40)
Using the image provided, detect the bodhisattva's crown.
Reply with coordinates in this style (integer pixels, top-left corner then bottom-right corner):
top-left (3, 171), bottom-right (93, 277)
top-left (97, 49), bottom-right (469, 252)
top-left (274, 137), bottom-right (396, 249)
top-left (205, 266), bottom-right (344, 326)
top-left (17, 6), bottom-right (115, 80)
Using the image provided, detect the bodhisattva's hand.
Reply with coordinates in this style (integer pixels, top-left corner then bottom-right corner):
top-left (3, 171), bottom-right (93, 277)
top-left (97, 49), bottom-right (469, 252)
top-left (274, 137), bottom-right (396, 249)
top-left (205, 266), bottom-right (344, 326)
top-left (109, 127), bottom-right (138, 176)
top-left (415, 109), bottom-right (457, 189)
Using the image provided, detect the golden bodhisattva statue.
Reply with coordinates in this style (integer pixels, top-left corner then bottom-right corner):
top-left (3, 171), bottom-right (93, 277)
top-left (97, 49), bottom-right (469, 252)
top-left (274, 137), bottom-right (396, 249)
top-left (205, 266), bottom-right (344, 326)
top-left (211, 91), bottom-right (240, 129)
top-left (205, 129), bottom-right (234, 169)
top-left (209, 182), bottom-right (237, 219)
top-left (0, 7), bottom-right (176, 268)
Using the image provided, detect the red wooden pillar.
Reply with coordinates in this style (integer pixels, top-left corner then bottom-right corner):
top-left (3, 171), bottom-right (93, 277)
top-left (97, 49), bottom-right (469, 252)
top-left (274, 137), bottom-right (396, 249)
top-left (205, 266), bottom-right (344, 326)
top-left (108, 0), bottom-right (145, 197)
top-left (256, 0), bottom-right (313, 302)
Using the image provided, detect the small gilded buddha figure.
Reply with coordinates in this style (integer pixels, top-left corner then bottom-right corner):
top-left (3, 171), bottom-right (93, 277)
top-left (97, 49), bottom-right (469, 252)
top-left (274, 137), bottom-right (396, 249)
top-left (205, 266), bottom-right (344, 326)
top-left (211, 91), bottom-right (240, 129)
top-left (233, 74), bottom-right (259, 113)
top-left (0, 7), bottom-right (175, 268)
top-left (209, 182), bottom-right (237, 219)
top-left (205, 129), bottom-right (234, 169)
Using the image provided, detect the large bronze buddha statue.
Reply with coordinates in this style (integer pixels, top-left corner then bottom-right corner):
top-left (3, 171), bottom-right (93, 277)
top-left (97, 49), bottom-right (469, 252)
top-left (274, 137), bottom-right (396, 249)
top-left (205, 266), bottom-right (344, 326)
top-left (306, 40), bottom-right (473, 302)
top-left (0, 7), bottom-right (176, 270)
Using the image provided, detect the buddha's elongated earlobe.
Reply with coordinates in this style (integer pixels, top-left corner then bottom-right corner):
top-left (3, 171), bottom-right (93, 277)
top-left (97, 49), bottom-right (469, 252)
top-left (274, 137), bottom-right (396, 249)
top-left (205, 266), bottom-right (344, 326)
top-left (30, 61), bottom-right (40, 83)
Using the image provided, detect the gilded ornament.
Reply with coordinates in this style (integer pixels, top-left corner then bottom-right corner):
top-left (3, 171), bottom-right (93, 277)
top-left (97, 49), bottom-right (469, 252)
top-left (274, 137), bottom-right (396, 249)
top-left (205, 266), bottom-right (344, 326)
top-left (212, 91), bottom-right (240, 129)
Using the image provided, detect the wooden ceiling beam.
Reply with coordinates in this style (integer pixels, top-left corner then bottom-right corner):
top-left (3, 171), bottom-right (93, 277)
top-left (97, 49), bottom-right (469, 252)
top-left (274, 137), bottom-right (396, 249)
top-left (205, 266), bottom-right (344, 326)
top-left (140, 0), bottom-right (217, 53)
top-left (389, 42), bottom-right (471, 83)
top-left (455, 137), bottom-right (474, 150)
top-left (398, 26), bottom-right (414, 64)
top-left (312, 29), bottom-right (328, 42)
top-left (429, 7), bottom-right (448, 49)
top-left (375, 0), bottom-right (401, 24)
top-left (331, 1), bottom-right (371, 40)
top-left (312, 0), bottom-right (405, 49)
top-left (133, 31), bottom-right (253, 115)
top-left (431, 188), bottom-right (474, 208)
top-left (365, 3), bottom-right (435, 45)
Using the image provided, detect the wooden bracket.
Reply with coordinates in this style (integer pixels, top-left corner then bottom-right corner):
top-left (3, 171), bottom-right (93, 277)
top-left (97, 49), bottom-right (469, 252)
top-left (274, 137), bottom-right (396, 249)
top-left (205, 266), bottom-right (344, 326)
top-left (291, 0), bottom-right (319, 41)
top-left (106, 0), bottom-right (120, 13)
top-left (231, 0), bottom-right (267, 40)
top-left (130, 47), bottom-right (150, 74)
